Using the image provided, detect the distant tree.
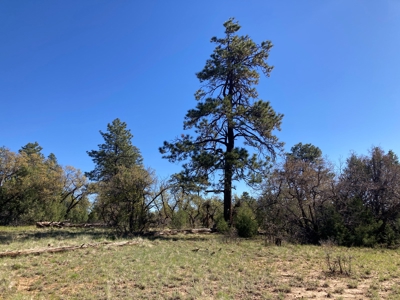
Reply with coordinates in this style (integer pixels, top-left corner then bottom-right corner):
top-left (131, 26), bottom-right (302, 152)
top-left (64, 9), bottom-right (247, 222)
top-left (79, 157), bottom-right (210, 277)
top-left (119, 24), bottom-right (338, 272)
top-left (0, 147), bottom-right (22, 188)
top-left (260, 143), bottom-right (334, 243)
top-left (65, 195), bottom-right (90, 223)
top-left (47, 153), bottom-right (58, 165)
top-left (154, 182), bottom-right (223, 229)
top-left (86, 118), bottom-right (143, 182)
top-left (153, 186), bottom-right (188, 229)
top-left (0, 146), bottom-right (66, 224)
top-left (1, 146), bottom-right (90, 224)
top-left (287, 142), bottom-right (322, 163)
top-left (18, 151), bottom-right (65, 223)
top-left (0, 147), bottom-right (26, 224)
top-left (337, 147), bottom-right (400, 245)
top-left (19, 142), bottom-right (44, 158)
top-left (87, 119), bottom-right (167, 234)
top-left (160, 18), bottom-right (283, 224)
top-left (95, 165), bottom-right (153, 233)
top-left (60, 166), bottom-right (89, 220)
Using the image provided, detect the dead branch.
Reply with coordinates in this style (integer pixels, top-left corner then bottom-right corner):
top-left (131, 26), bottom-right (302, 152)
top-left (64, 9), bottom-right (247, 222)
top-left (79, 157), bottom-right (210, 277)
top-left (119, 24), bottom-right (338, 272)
top-left (146, 228), bottom-right (214, 236)
top-left (36, 222), bottom-right (107, 228)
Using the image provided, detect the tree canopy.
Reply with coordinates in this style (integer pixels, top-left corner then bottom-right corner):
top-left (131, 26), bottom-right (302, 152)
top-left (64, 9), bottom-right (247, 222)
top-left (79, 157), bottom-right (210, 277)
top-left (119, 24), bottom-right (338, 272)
top-left (287, 142), bottom-right (322, 164)
top-left (0, 144), bottom-right (90, 225)
top-left (19, 142), bottom-right (44, 157)
top-left (86, 118), bottom-right (143, 182)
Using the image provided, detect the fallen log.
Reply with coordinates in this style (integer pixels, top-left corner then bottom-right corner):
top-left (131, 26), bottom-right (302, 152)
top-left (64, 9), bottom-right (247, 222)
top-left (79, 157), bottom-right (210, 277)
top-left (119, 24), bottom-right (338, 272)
top-left (187, 228), bottom-right (212, 234)
top-left (146, 228), bottom-right (213, 236)
top-left (36, 222), bottom-right (107, 228)
top-left (36, 221), bottom-right (62, 228)
top-left (0, 240), bottom-right (139, 258)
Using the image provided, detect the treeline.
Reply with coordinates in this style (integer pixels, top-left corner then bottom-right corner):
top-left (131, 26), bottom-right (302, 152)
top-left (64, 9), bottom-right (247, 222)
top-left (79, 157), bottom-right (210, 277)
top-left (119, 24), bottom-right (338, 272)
top-left (0, 121), bottom-right (225, 234)
top-left (258, 143), bottom-right (400, 247)
top-left (156, 142), bottom-right (400, 248)
top-left (83, 119), bottom-right (227, 235)
top-left (3, 134), bottom-right (400, 248)
top-left (0, 142), bottom-right (90, 225)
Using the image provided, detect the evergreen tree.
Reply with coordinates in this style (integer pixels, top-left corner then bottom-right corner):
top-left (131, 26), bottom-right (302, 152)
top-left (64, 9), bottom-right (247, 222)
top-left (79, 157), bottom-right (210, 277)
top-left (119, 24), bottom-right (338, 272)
top-left (86, 119), bottom-right (154, 234)
top-left (287, 143), bottom-right (322, 164)
top-left (337, 147), bottom-right (400, 245)
top-left (19, 142), bottom-right (44, 158)
top-left (47, 153), bottom-right (58, 165)
top-left (86, 118), bottom-right (143, 182)
top-left (160, 19), bottom-right (283, 223)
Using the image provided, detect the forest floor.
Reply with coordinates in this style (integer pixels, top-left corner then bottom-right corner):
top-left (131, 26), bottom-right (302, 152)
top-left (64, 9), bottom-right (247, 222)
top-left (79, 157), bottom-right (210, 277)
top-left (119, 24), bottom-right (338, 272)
top-left (1, 226), bottom-right (400, 299)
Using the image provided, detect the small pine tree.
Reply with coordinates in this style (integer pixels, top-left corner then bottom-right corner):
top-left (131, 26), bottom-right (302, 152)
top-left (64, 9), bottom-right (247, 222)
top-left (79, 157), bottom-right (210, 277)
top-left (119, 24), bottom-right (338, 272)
top-left (235, 206), bottom-right (259, 238)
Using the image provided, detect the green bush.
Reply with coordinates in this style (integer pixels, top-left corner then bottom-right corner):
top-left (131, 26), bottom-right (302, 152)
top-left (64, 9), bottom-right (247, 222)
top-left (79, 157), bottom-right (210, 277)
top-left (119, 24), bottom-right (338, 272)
top-left (235, 207), bottom-right (258, 238)
top-left (171, 209), bottom-right (188, 229)
top-left (216, 217), bottom-right (229, 233)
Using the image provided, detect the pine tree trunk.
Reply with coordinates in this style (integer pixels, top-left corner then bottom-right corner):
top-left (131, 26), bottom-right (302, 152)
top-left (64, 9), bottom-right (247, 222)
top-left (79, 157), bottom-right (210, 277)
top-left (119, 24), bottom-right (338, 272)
top-left (223, 173), bottom-right (232, 224)
top-left (224, 124), bottom-right (234, 224)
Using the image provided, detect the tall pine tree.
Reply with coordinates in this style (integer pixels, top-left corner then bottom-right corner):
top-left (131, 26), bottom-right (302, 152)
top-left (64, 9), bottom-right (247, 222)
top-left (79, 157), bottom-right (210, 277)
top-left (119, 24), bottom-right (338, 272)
top-left (160, 19), bottom-right (283, 223)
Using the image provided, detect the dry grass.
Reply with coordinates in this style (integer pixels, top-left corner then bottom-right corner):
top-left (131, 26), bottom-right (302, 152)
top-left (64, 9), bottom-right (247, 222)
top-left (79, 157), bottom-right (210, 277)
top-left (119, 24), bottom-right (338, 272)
top-left (1, 227), bottom-right (400, 299)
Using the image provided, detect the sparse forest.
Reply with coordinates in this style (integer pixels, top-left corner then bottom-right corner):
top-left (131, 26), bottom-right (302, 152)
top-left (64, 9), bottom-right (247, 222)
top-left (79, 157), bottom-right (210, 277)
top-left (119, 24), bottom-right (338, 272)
top-left (2, 15), bottom-right (400, 299)
top-left (2, 19), bottom-right (400, 249)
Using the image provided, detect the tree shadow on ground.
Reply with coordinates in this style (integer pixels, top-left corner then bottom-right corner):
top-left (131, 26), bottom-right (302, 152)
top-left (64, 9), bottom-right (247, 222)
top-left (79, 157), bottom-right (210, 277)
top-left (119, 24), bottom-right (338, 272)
top-left (145, 235), bottom-right (213, 242)
top-left (0, 233), bottom-right (12, 244)
top-left (0, 227), bottom-right (218, 245)
top-left (0, 228), bottom-right (115, 244)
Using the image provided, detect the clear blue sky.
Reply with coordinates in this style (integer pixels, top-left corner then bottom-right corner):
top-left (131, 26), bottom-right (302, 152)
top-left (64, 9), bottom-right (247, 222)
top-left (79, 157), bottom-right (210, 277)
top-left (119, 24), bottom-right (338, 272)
top-left (1, 1), bottom-right (400, 187)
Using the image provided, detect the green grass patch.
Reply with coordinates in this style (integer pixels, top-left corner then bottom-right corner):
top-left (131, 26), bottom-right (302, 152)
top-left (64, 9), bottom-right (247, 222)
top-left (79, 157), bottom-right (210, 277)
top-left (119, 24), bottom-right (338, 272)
top-left (1, 227), bottom-right (400, 299)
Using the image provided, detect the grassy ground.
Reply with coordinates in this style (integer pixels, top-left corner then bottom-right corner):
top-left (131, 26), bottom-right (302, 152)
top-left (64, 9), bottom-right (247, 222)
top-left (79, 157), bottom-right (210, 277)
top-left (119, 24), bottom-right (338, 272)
top-left (1, 227), bottom-right (400, 299)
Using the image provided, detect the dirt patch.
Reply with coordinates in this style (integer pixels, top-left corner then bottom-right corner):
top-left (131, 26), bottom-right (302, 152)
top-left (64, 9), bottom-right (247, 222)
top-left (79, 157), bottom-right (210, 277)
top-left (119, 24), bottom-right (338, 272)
top-left (17, 276), bottom-right (40, 292)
